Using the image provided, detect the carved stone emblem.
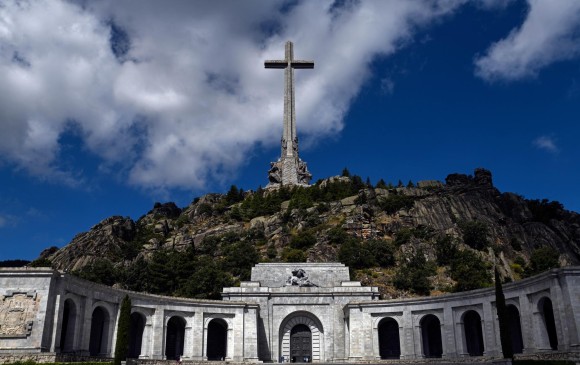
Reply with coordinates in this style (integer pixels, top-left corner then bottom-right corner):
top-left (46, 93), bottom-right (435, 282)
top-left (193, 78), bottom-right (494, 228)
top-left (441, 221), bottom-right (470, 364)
top-left (0, 292), bottom-right (38, 338)
top-left (286, 268), bottom-right (317, 287)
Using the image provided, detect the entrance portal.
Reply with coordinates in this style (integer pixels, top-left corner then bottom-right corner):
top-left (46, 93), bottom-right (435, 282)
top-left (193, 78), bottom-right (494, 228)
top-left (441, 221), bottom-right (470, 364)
top-left (290, 324), bottom-right (312, 362)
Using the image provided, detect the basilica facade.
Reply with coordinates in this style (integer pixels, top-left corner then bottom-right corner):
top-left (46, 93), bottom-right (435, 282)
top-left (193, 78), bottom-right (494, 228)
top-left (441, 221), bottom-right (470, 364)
top-left (1, 263), bottom-right (580, 363)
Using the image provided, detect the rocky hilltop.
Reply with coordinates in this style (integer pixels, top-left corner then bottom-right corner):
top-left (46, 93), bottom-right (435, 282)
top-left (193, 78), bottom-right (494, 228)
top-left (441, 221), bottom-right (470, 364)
top-left (38, 168), bottom-right (580, 299)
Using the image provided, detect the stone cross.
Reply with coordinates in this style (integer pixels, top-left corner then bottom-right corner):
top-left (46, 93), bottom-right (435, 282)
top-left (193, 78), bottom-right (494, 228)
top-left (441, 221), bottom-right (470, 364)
top-left (265, 41), bottom-right (313, 186)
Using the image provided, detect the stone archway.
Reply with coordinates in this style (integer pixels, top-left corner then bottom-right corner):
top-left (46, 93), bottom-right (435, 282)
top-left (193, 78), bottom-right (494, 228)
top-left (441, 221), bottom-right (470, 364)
top-left (165, 316), bottom-right (186, 360)
top-left (463, 310), bottom-right (484, 356)
top-left (207, 318), bottom-right (228, 361)
top-left (378, 317), bottom-right (400, 359)
top-left (59, 298), bottom-right (77, 353)
top-left (420, 314), bottom-right (442, 358)
top-left (89, 306), bottom-right (110, 356)
top-left (507, 305), bottom-right (524, 354)
top-left (539, 297), bottom-right (558, 350)
top-left (280, 312), bottom-right (324, 362)
top-left (128, 312), bottom-right (146, 358)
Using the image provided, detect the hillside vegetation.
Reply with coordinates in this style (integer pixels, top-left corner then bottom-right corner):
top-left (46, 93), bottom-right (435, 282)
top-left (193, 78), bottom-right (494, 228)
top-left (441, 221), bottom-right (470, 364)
top-left (30, 168), bottom-right (580, 299)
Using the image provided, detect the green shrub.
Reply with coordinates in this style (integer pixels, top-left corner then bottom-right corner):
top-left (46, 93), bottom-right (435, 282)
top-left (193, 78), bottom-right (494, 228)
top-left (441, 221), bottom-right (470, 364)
top-left (281, 248), bottom-right (307, 262)
top-left (394, 228), bottom-right (413, 246)
top-left (435, 235), bottom-right (459, 266)
top-left (449, 250), bottom-right (492, 291)
top-left (525, 246), bottom-right (560, 277)
top-left (459, 220), bottom-right (490, 250)
top-left (367, 239), bottom-right (396, 267)
top-left (290, 231), bottom-right (317, 249)
top-left (338, 239), bottom-right (374, 269)
top-left (527, 199), bottom-right (563, 225)
top-left (393, 249), bottom-right (436, 295)
top-left (378, 194), bottom-right (415, 215)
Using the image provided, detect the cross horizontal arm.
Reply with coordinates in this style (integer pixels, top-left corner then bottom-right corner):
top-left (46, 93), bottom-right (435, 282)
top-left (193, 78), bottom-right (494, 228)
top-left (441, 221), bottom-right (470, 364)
top-left (264, 60), bottom-right (315, 69)
top-left (265, 61), bottom-right (288, 69)
top-left (291, 61), bottom-right (314, 69)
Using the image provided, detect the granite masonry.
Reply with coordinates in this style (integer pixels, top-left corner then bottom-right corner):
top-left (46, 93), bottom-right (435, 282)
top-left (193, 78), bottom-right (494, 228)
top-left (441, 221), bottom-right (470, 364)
top-left (1, 263), bottom-right (580, 363)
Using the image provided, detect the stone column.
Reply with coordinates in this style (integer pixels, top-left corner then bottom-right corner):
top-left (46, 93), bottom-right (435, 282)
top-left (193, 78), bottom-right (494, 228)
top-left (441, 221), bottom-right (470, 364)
top-left (150, 309), bottom-right (165, 359)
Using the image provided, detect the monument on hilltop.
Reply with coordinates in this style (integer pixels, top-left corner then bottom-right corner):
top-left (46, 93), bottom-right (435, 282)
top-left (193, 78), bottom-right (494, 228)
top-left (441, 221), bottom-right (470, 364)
top-left (265, 41), bottom-right (313, 187)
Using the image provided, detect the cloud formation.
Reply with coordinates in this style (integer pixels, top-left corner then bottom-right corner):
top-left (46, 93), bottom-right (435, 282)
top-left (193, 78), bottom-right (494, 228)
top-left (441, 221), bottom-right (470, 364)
top-left (533, 135), bottom-right (559, 154)
top-left (475, 0), bottom-right (580, 81)
top-left (0, 0), bottom-right (578, 190)
top-left (0, 0), bottom-right (468, 190)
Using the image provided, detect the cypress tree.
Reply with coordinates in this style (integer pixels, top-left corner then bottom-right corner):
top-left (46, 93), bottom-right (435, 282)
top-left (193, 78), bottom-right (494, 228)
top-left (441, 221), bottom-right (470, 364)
top-left (495, 268), bottom-right (513, 359)
top-left (114, 295), bottom-right (132, 365)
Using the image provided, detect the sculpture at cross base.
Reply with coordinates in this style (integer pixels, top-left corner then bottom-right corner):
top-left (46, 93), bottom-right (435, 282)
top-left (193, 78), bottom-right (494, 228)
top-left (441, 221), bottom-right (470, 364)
top-left (265, 41), bottom-right (313, 187)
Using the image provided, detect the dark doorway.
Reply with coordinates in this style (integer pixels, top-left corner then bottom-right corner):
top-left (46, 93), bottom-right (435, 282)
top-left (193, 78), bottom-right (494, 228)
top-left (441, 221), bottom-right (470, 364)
top-left (59, 299), bottom-right (76, 352)
top-left (463, 311), bottom-right (484, 356)
top-left (539, 297), bottom-right (558, 350)
top-left (507, 305), bottom-right (524, 354)
top-left (378, 318), bottom-right (400, 359)
top-left (89, 306), bottom-right (110, 356)
top-left (207, 318), bottom-right (228, 360)
top-left (421, 314), bottom-right (442, 358)
top-left (128, 312), bottom-right (146, 358)
top-left (290, 324), bottom-right (312, 362)
top-left (165, 316), bottom-right (186, 360)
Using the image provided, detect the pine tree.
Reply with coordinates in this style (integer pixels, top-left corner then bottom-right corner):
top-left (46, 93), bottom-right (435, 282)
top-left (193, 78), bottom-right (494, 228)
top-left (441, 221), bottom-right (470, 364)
top-left (495, 268), bottom-right (513, 359)
top-left (114, 295), bottom-right (131, 365)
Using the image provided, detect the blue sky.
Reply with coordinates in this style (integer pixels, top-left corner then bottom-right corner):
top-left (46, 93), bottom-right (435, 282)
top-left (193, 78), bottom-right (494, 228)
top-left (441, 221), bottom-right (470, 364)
top-left (1, 0), bottom-right (579, 260)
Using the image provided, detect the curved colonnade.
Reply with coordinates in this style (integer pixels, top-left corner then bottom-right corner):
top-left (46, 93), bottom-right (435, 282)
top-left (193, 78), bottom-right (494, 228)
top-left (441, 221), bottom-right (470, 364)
top-left (1, 264), bottom-right (579, 362)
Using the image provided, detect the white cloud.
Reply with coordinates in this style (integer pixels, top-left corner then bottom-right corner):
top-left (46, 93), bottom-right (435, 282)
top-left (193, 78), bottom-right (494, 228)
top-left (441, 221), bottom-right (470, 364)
top-left (0, 0), bottom-right (466, 190)
top-left (0, 215), bottom-right (6, 228)
top-left (533, 135), bottom-right (559, 154)
top-left (475, 0), bottom-right (580, 81)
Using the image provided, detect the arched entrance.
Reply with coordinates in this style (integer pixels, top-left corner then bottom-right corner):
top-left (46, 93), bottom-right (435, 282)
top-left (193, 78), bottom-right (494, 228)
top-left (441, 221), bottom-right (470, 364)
top-left (207, 318), bottom-right (228, 360)
top-left (128, 312), bottom-right (146, 358)
top-left (421, 314), bottom-right (442, 358)
top-left (89, 306), bottom-right (110, 356)
top-left (59, 299), bottom-right (77, 352)
top-left (280, 312), bottom-right (324, 362)
top-left (539, 297), bottom-right (558, 350)
top-left (507, 305), bottom-right (524, 354)
top-left (463, 311), bottom-right (484, 356)
top-left (378, 318), bottom-right (400, 359)
top-left (165, 316), bottom-right (186, 360)
top-left (290, 324), bottom-right (311, 363)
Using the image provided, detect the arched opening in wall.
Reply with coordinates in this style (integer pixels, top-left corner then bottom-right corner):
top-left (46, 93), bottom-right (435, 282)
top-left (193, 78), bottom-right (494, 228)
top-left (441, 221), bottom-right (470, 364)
top-left (89, 306), bottom-right (110, 356)
top-left (463, 310), bottom-right (484, 356)
top-left (59, 299), bottom-right (77, 352)
top-left (378, 318), bottom-right (400, 359)
top-left (539, 297), bottom-right (558, 350)
top-left (279, 312), bottom-right (324, 362)
top-left (420, 314), bottom-right (442, 358)
top-left (207, 318), bottom-right (228, 361)
top-left (290, 324), bottom-right (311, 363)
top-left (128, 312), bottom-right (146, 358)
top-left (507, 305), bottom-right (524, 354)
top-left (165, 316), bottom-right (186, 360)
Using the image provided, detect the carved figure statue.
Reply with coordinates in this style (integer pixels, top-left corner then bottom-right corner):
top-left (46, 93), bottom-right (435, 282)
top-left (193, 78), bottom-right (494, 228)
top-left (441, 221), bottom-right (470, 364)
top-left (286, 268), bottom-right (317, 287)
top-left (268, 162), bottom-right (282, 184)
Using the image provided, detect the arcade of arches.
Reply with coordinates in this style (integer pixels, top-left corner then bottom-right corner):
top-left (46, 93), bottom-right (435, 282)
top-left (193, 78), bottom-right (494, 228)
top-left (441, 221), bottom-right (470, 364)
top-left (1, 264), bottom-right (580, 363)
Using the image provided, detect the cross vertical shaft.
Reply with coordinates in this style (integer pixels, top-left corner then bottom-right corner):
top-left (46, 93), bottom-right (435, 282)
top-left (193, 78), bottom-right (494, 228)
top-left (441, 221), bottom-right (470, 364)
top-left (265, 41), bottom-right (314, 186)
